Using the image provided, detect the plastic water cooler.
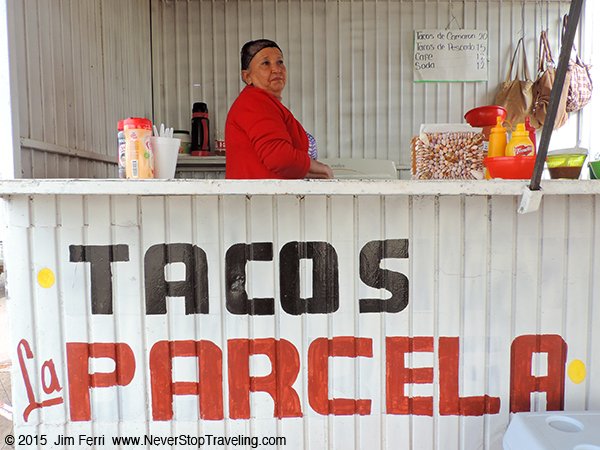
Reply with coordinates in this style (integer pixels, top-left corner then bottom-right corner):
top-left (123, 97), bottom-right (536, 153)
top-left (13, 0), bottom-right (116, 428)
top-left (503, 411), bottom-right (600, 450)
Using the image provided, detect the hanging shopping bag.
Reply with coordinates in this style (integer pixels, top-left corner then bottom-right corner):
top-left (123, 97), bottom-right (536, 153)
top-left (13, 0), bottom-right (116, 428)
top-left (562, 14), bottom-right (593, 113)
top-left (494, 38), bottom-right (534, 126)
top-left (530, 30), bottom-right (570, 129)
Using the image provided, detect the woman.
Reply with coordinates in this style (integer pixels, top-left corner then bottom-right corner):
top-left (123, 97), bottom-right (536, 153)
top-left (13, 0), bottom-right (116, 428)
top-left (225, 39), bottom-right (333, 179)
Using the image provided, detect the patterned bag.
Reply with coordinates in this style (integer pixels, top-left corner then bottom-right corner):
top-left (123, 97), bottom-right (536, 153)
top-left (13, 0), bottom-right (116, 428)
top-left (562, 14), bottom-right (593, 113)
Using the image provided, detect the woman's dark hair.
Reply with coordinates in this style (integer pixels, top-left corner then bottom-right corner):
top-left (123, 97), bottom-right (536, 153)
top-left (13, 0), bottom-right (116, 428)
top-left (241, 39), bottom-right (282, 70)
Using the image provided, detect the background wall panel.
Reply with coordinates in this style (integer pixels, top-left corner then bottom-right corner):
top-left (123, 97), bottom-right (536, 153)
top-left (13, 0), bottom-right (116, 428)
top-left (151, 0), bottom-right (589, 178)
top-left (11, 0), bottom-right (152, 178)
top-left (9, 0), bottom-right (597, 179)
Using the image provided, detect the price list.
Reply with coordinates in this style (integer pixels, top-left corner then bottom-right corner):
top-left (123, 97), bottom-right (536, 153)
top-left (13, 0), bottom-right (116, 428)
top-left (414, 29), bottom-right (488, 82)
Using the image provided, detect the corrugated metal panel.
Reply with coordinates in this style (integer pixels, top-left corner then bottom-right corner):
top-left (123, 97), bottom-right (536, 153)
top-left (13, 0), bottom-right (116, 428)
top-left (10, 0), bottom-right (595, 180)
top-left (20, 146), bottom-right (117, 179)
top-left (3, 185), bottom-right (600, 449)
top-left (174, 170), bottom-right (225, 179)
top-left (11, 0), bottom-right (153, 178)
top-left (151, 0), bottom-right (575, 176)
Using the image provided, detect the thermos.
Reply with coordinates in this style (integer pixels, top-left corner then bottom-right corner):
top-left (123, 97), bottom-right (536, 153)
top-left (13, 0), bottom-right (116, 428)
top-left (191, 102), bottom-right (210, 153)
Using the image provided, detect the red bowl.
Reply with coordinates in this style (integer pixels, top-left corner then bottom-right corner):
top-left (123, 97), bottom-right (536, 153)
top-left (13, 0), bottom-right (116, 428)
top-left (464, 105), bottom-right (508, 127)
top-left (484, 156), bottom-right (536, 179)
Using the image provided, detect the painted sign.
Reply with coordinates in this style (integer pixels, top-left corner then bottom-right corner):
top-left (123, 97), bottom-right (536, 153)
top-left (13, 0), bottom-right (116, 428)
top-left (19, 239), bottom-right (570, 421)
top-left (5, 192), bottom-right (598, 449)
top-left (414, 29), bottom-right (488, 82)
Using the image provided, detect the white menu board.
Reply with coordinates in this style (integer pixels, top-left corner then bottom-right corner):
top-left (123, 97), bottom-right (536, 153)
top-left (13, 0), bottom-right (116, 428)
top-left (414, 29), bottom-right (488, 82)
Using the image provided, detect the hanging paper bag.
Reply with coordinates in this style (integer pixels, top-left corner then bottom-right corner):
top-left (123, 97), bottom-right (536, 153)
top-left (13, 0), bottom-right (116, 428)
top-left (494, 37), bottom-right (534, 126)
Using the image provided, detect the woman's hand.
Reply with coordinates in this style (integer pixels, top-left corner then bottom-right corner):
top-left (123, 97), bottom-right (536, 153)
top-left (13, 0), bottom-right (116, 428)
top-left (306, 159), bottom-right (334, 179)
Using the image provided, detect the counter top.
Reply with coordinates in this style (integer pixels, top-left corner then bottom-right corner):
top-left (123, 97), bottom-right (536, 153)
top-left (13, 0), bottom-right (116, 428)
top-left (0, 179), bottom-right (600, 196)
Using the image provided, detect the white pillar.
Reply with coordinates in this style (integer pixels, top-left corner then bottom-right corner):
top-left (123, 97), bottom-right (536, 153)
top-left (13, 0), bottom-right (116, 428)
top-left (580, 0), bottom-right (598, 158)
top-left (0, 0), bottom-right (21, 179)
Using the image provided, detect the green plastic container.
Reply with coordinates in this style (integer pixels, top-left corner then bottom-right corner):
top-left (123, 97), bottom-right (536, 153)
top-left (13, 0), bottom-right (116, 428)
top-left (589, 161), bottom-right (600, 180)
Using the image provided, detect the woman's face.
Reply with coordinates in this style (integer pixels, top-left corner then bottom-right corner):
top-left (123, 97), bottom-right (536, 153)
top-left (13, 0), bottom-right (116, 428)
top-left (242, 47), bottom-right (287, 99)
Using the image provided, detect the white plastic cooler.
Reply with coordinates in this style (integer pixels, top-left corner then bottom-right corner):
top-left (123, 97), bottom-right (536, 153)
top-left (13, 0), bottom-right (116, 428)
top-left (503, 411), bottom-right (600, 450)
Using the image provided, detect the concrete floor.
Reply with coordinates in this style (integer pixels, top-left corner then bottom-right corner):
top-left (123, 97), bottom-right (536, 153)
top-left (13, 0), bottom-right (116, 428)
top-left (0, 275), bottom-right (14, 449)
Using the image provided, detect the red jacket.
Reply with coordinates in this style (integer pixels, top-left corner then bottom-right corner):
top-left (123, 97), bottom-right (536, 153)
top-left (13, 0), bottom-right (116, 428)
top-left (225, 86), bottom-right (310, 179)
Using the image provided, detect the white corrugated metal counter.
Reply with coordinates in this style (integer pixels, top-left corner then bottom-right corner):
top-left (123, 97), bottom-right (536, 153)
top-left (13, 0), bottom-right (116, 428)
top-left (1, 179), bottom-right (599, 450)
top-left (2, 178), bottom-right (600, 196)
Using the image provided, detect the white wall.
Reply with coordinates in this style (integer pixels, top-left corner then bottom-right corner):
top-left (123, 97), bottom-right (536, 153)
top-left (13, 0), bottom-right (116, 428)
top-left (11, 0), bottom-right (152, 178)
top-left (4, 182), bottom-right (600, 448)
top-left (150, 0), bottom-right (579, 178)
top-left (0, 0), bottom-right (19, 179)
top-left (8, 0), bottom-right (595, 179)
top-left (580, 0), bottom-right (598, 161)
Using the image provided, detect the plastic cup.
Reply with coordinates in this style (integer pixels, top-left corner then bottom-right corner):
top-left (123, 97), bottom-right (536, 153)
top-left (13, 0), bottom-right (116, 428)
top-left (149, 136), bottom-right (181, 179)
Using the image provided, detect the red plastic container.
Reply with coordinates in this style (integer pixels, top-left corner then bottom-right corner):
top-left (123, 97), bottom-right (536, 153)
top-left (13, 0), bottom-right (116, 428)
top-left (464, 106), bottom-right (508, 127)
top-left (483, 156), bottom-right (536, 179)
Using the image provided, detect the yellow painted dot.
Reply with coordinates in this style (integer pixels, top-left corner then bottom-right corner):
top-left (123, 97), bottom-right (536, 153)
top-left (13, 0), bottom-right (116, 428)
top-left (37, 268), bottom-right (55, 289)
top-left (567, 359), bottom-right (586, 384)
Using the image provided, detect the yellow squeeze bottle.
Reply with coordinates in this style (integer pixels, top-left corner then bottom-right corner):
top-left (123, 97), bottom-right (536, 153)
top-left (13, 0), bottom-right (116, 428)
top-left (484, 116), bottom-right (507, 179)
top-left (505, 123), bottom-right (534, 157)
top-left (488, 117), bottom-right (507, 158)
